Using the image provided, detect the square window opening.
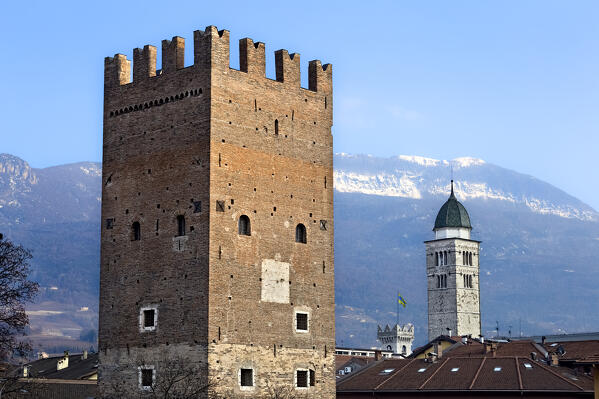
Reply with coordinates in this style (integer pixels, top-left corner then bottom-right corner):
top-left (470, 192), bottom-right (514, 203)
top-left (240, 368), bottom-right (253, 387)
top-left (139, 367), bottom-right (155, 390)
top-left (296, 370), bottom-right (308, 388)
top-left (143, 309), bottom-right (155, 328)
top-left (296, 312), bottom-right (308, 332)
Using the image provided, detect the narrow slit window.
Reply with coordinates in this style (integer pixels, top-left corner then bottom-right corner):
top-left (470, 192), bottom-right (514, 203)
top-left (275, 119), bottom-right (279, 135)
top-left (132, 222), bottom-right (141, 241)
top-left (238, 215), bottom-right (251, 236)
top-left (176, 215), bottom-right (186, 236)
top-left (295, 223), bottom-right (307, 244)
top-left (309, 369), bottom-right (315, 386)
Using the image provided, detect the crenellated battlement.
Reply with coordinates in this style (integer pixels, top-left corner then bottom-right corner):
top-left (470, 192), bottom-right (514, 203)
top-left (104, 25), bottom-right (332, 93)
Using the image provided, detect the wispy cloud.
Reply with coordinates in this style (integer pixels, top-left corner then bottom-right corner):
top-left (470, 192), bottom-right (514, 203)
top-left (386, 105), bottom-right (423, 121)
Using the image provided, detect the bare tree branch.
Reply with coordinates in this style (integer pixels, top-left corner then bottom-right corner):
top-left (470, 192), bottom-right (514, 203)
top-left (0, 237), bottom-right (39, 360)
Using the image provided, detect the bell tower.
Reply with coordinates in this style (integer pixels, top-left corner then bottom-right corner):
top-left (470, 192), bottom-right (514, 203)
top-left (425, 181), bottom-right (481, 341)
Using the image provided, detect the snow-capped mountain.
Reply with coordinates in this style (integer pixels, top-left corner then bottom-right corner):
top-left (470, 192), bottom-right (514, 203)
top-left (334, 153), bottom-right (598, 221)
top-left (333, 154), bottom-right (599, 347)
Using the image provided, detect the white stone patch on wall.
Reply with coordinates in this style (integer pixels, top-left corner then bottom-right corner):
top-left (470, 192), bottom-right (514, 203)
top-left (260, 259), bottom-right (290, 304)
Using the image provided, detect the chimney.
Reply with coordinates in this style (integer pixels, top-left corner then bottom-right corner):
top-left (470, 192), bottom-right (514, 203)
top-left (22, 365), bottom-right (29, 378)
top-left (480, 335), bottom-right (485, 344)
top-left (82, 350), bottom-right (88, 360)
top-left (550, 353), bottom-right (559, 366)
top-left (57, 351), bottom-right (69, 371)
top-left (531, 352), bottom-right (537, 361)
top-left (542, 336), bottom-right (546, 345)
top-left (462, 336), bottom-right (468, 345)
top-left (374, 350), bottom-right (382, 361)
top-left (433, 342), bottom-right (443, 358)
top-left (446, 328), bottom-right (452, 337)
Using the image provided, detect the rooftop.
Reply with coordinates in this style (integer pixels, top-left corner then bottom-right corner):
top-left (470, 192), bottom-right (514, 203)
top-left (337, 357), bottom-right (593, 394)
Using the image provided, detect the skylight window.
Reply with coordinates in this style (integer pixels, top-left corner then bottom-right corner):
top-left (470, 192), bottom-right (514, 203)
top-left (451, 367), bottom-right (459, 372)
top-left (417, 368), bottom-right (427, 373)
top-left (379, 368), bottom-right (395, 375)
top-left (494, 367), bottom-right (502, 372)
top-left (524, 363), bottom-right (532, 369)
top-left (550, 343), bottom-right (558, 347)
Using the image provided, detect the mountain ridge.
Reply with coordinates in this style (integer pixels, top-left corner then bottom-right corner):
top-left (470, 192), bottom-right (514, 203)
top-left (0, 152), bottom-right (597, 350)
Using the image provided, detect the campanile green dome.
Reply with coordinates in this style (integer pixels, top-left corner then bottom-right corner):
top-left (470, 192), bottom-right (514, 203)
top-left (434, 181), bottom-right (472, 230)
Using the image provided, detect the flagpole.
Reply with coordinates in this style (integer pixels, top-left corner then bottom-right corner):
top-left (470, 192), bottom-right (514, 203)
top-left (396, 291), bottom-right (399, 327)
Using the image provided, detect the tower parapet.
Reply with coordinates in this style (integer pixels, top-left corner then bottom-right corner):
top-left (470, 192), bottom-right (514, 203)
top-left (102, 25), bottom-right (332, 94)
top-left (132, 45), bottom-right (156, 81)
top-left (104, 54), bottom-right (130, 88)
top-left (161, 36), bottom-right (185, 73)
top-left (377, 323), bottom-right (415, 356)
top-left (239, 38), bottom-right (265, 77)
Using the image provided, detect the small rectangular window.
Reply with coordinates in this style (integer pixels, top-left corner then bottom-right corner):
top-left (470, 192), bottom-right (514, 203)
top-left (139, 367), bottom-right (154, 390)
top-left (143, 309), bottom-right (155, 328)
top-left (216, 200), bottom-right (225, 212)
top-left (309, 369), bottom-right (315, 386)
top-left (296, 370), bottom-right (308, 388)
top-left (296, 312), bottom-right (308, 332)
top-left (140, 306), bottom-right (158, 332)
top-left (193, 201), bottom-right (201, 213)
top-left (240, 368), bottom-right (253, 387)
top-left (106, 218), bottom-right (114, 229)
top-left (319, 220), bottom-right (327, 231)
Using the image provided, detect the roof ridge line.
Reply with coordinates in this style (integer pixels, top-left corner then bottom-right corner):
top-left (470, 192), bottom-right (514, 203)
top-left (530, 358), bottom-right (585, 391)
top-left (335, 357), bottom-right (383, 387)
top-left (419, 358), bottom-right (450, 390)
top-left (515, 356), bottom-right (523, 390)
top-left (375, 358), bottom-right (415, 390)
top-left (468, 357), bottom-right (486, 389)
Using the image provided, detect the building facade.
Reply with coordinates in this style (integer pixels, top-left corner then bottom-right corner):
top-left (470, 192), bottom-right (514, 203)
top-left (99, 26), bottom-right (334, 398)
top-left (425, 181), bottom-right (481, 341)
top-left (377, 324), bottom-right (415, 356)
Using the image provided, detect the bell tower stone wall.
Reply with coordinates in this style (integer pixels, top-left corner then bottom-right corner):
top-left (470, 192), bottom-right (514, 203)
top-left (425, 238), bottom-right (481, 341)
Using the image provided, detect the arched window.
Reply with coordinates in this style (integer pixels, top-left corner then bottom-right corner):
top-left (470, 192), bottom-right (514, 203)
top-left (295, 223), bottom-right (307, 244)
top-left (436, 275), bottom-right (440, 288)
top-left (443, 251), bottom-right (447, 265)
top-left (469, 252), bottom-right (473, 266)
top-left (402, 345), bottom-right (407, 354)
top-left (132, 222), bottom-right (141, 241)
top-left (177, 215), bottom-right (185, 237)
top-left (435, 252), bottom-right (439, 266)
top-left (238, 215), bottom-right (251, 236)
top-left (274, 119), bottom-right (279, 135)
top-left (463, 251), bottom-right (466, 265)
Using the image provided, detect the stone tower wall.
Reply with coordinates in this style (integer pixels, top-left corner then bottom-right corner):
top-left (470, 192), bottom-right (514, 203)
top-left (425, 238), bottom-right (480, 341)
top-left (99, 26), bottom-right (334, 398)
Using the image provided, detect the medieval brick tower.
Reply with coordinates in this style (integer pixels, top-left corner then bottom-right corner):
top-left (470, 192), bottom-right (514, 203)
top-left (99, 26), bottom-right (334, 398)
top-left (425, 181), bottom-right (481, 341)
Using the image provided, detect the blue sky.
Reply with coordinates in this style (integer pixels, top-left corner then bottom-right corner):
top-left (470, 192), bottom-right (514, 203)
top-left (1, 1), bottom-right (598, 209)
